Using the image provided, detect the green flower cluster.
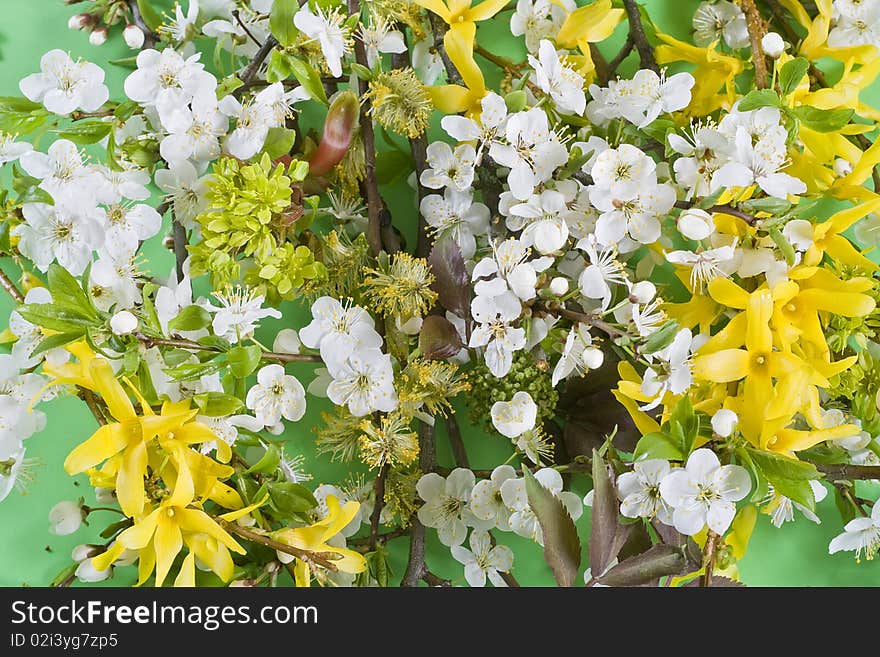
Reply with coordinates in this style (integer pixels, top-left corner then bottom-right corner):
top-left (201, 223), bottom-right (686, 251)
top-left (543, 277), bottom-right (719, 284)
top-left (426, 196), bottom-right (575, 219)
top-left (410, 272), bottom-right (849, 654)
top-left (467, 351), bottom-right (558, 433)
top-left (189, 154), bottom-right (324, 303)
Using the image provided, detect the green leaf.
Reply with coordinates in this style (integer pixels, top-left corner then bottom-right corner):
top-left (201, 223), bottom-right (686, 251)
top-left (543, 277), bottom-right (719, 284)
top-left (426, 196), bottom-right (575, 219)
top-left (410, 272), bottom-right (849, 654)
top-left (745, 447), bottom-right (821, 480)
top-left (524, 468), bottom-right (581, 587)
top-left (504, 89), bottom-right (527, 113)
top-left (168, 305), bottom-right (212, 332)
top-left (244, 444), bottom-right (282, 475)
top-left (227, 344), bottom-right (262, 379)
top-left (633, 432), bottom-right (684, 461)
top-left (16, 304), bottom-right (95, 333)
top-left (778, 57), bottom-right (810, 96)
top-left (0, 96), bottom-right (48, 134)
top-left (193, 392), bottom-right (244, 417)
top-left (640, 118), bottom-right (675, 145)
top-left (789, 105), bottom-right (853, 132)
top-left (217, 76), bottom-right (243, 99)
top-left (287, 56), bottom-right (328, 105)
top-left (737, 89), bottom-right (780, 111)
top-left (164, 360), bottom-right (227, 382)
top-left (668, 395), bottom-right (698, 456)
top-left (32, 331), bottom-right (84, 356)
top-left (263, 126), bottom-right (296, 159)
top-left (114, 100), bottom-right (140, 122)
top-left (769, 477), bottom-right (816, 511)
top-left (136, 0), bottom-right (162, 31)
top-left (15, 185), bottom-right (54, 206)
top-left (266, 49), bottom-right (293, 84)
top-left (769, 226), bottom-right (796, 266)
top-left (56, 120), bottom-right (112, 145)
top-left (48, 263), bottom-right (96, 319)
top-left (597, 545), bottom-right (687, 586)
top-left (641, 320), bottom-right (679, 355)
top-left (740, 197), bottom-right (791, 215)
top-left (269, 0), bottom-right (298, 47)
top-left (267, 481), bottom-right (318, 516)
top-left (798, 443), bottom-right (849, 465)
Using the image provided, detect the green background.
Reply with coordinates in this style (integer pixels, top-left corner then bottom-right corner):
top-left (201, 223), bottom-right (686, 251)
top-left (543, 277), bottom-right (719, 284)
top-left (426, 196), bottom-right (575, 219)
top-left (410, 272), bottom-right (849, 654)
top-left (0, 0), bottom-right (878, 587)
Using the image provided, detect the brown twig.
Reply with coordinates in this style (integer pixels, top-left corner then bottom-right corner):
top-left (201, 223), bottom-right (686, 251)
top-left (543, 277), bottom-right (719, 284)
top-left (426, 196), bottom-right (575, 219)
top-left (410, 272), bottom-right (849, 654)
top-left (78, 388), bottom-right (108, 426)
top-left (350, 526), bottom-right (408, 551)
top-left (217, 518), bottom-right (339, 572)
top-left (445, 413), bottom-right (470, 469)
top-left (368, 463), bottom-right (390, 551)
top-left (741, 0), bottom-right (769, 89)
top-left (813, 463), bottom-right (880, 481)
top-left (428, 13), bottom-right (464, 86)
top-left (537, 302), bottom-right (627, 340)
top-left (239, 35), bottom-right (278, 87)
top-left (673, 199), bottom-right (758, 225)
top-left (348, 0), bottom-right (384, 256)
top-left (402, 421), bottom-right (437, 587)
top-left (701, 530), bottom-right (719, 587)
top-left (134, 333), bottom-right (322, 363)
top-left (604, 37), bottom-right (635, 83)
top-left (231, 9), bottom-right (262, 46)
top-left (622, 0), bottom-right (658, 73)
top-left (0, 266), bottom-right (24, 303)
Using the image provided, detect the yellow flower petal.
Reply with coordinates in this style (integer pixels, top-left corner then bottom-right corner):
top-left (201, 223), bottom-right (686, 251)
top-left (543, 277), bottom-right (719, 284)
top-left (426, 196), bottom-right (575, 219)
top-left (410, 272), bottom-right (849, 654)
top-left (116, 440), bottom-right (148, 517)
top-left (692, 349), bottom-right (751, 383)
top-left (707, 278), bottom-right (750, 309)
top-left (153, 517), bottom-right (184, 588)
top-left (746, 290), bottom-right (774, 354)
top-left (118, 508), bottom-right (161, 550)
top-left (466, 0), bottom-right (509, 22)
top-left (556, 0), bottom-right (624, 48)
top-left (174, 552), bottom-right (196, 587)
top-left (64, 422), bottom-right (136, 474)
top-left (89, 358), bottom-right (135, 421)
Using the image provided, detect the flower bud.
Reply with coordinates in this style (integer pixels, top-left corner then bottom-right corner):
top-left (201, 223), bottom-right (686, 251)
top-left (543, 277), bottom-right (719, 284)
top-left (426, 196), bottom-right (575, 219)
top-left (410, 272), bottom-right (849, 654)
top-left (68, 13), bottom-right (92, 30)
top-left (761, 32), bottom-right (786, 59)
top-left (124, 24), bottom-right (145, 49)
top-left (833, 158), bottom-right (853, 178)
top-left (75, 559), bottom-right (112, 583)
top-left (396, 315), bottom-right (423, 335)
top-left (711, 409), bottom-right (739, 437)
top-left (272, 328), bottom-right (302, 354)
top-left (49, 500), bottom-right (84, 536)
top-left (89, 26), bottom-right (109, 46)
top-left (676, 207), bottom-right (715, 241)
top-left (71, 544), bottom-right (100, 562)
top-left (307, 91), bottom-right (359, 177)
top-left (95, 487), bottom-right (115, 504)
top-left (582, 347), bottom-right (604, 370)
top-left (629, 280), bottom-right (656, 305)
top-left (110, 310), bottom-right (138, 336)
top-left (549, 277), bottom-right (569, 296)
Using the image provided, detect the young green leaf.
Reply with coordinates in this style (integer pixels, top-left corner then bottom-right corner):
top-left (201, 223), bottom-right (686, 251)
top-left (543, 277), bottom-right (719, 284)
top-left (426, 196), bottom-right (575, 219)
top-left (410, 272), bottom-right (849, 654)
top-left (193, 392), bottom-right (245, 417)
top-left (778, 57), bottom-right (809, 96)
top-left (48, 264), bottom-right (96, 319)
top-left (737, 89), bottom-right (780, 111)
top-left (524, 468), bottom-right (581, 587)
top-left (227, 344), bottom-right (262, 379)
top-left (269, 0), bottom-right (298, 47)
top-left (633, 431), bottom-right (685, 461)
top-left (590, 449), bottom-right (623, 576)
top-left (790, 106), bottom-right (853, 132)
top-left (168, 305), bottom-right (212, 332)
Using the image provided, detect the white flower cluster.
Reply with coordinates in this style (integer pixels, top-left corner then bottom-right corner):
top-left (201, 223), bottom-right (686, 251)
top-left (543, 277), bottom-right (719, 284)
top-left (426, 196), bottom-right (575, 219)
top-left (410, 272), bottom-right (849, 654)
top-left (829, 0), bottom-right (880, 48)
top-left (416, 465), bottom-right (582, 586)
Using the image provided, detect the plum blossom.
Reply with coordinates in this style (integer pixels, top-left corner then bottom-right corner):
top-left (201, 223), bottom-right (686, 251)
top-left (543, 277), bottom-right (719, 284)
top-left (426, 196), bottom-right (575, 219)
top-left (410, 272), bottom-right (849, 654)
top-left (19, 49), bottom-right (108, 115)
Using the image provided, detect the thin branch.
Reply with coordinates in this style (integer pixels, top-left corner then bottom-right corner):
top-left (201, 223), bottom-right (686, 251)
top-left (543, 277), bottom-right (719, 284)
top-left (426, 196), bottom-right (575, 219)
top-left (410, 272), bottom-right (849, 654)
top-left (239, 35), bottom-right (278, 87)
top-left (622, 0), bottom-right (658, 73)
top-left (589, 44), bottom-right (609, 86)
top-left (231, 9), bottom-right (262, 46)
top-left (536, 301), bottom-right (627, 339)
top-left (348, 0), bottom-right (384, 255)
top-left (741, 0), bottom-right (769, 89)
top-left (701, 530), bottom-right (719, 587)
top-left (392, 46), bottom-right (430, 257)
top-left (78, 388), bottom-right (108, 426)
top-left (217, 519), bottom-right (339, 572)
top-left (474, 44), bottom-right (523, 72)
top-left (134, 333), bottom-right (322, 363)
top-left (428, 13), bottom-right (463, 86)
top-left (673, 199), bottom-right (758, 225)
top-left (445, 412), bottom-right (470, 469)
top-left (0, 266), bottom-right (24, 303)
top-left (368, 463), bottom-right (390, 551)
top-left (349, 526), bottom-right (408, 551)
top-left (604, 37), bottom-right (635, 83)
top-left (403, 421), bottom-right (437, 587)
top-left (813, 463), bottom-right (880, 481)
top-left (422, 570), bottom-right (452, 587)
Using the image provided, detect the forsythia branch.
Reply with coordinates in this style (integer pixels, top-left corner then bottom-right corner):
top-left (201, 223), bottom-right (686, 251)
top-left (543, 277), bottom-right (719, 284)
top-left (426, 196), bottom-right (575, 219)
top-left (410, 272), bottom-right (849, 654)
top-left (217, 518), bottom-right (340, 572)
top-left (134, 333), bottom-right (322, 363)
